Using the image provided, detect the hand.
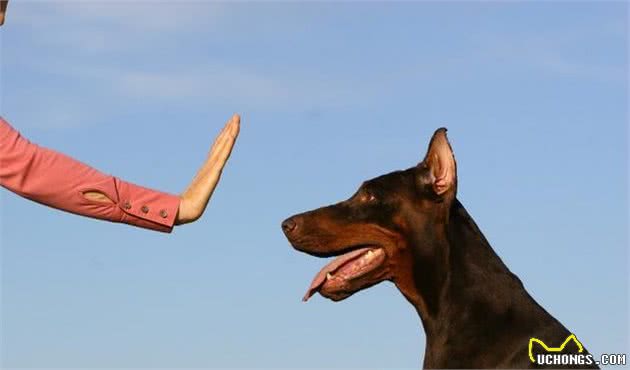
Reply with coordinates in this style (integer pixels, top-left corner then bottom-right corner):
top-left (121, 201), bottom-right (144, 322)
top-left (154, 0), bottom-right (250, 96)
top-left (175, 114), bottom-right (240, 225)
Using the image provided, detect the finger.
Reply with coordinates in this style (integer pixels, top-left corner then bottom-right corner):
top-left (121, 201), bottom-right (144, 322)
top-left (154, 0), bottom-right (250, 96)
top-left (206, 134), bottom-right (238, 177)
top-left (209, 115), bottom-right (240, 162)
top-left (208, 120), bottom-right (232, 153)
top-left (209, 134), bottom-right (236, 169)
top-left (208, 129), bottom-right (233, 162)
top-left (224, 114), bottom-right (240, 150)
top-left (208, 114), bottom-right (239, 154)
top-left (229, 113), bottom-right (241, 138)
top-left (217, 117), bottom-right (239, 156)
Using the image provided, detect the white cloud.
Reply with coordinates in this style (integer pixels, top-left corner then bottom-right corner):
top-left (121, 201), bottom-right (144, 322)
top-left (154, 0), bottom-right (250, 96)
top-left (18, 57), bottom-right (360, 111)
top-left (5, 1), bottom-right (624, 131)
top-left (12, 1), bottom-right (228, 31)
top-left (471, 29), bottom-right (626, 83)
top-left (4, 1), bottom-right (368, 122)
top-left (8, 1), bottom-right (231, 54)
top-left (4, 86), bottom-right (98, 129)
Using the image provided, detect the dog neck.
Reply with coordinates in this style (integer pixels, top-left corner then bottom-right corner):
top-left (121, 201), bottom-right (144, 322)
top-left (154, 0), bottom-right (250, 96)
top-left (394, 199), bottom-right (554, 367)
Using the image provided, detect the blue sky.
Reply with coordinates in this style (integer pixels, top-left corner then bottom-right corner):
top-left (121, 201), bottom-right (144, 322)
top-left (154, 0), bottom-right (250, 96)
top-left (0, 1), bottom-right (627, 368)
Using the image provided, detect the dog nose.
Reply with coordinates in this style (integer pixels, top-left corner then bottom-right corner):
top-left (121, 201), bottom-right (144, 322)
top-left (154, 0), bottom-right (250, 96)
top-left (281, 217), bottom-right (298, 234)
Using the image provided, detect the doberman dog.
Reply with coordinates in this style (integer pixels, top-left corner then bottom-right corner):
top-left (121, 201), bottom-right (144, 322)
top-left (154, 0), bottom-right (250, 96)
top-left (282, 128), bottom-right (598, 369)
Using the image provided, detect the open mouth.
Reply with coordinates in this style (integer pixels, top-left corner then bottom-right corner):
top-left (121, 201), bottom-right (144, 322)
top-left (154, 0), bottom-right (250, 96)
top-left (303, 247), bottom-right (387, 302)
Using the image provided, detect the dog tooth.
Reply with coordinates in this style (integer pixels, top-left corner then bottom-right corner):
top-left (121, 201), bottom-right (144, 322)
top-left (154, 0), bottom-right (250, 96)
top-left (367, 250), bottom-right (374, 258)
top-left (326, 272), bottom-right (333, 280)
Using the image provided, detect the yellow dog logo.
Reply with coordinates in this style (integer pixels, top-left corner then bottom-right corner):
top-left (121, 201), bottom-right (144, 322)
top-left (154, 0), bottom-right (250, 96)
top-left (528, 334), bottom-right (584, 363)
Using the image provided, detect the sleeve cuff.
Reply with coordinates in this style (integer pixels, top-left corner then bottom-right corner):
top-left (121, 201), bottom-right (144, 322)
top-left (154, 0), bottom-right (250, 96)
top-left (113, 177), bottom-right (180, 233)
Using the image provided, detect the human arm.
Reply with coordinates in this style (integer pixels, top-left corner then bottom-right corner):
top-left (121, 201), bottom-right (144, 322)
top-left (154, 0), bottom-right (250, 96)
top-left (0, 114), bottom-right (240, 232)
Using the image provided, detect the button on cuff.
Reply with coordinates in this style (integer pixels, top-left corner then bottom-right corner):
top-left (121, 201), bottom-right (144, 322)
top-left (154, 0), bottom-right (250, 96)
top-left (114, 177), bottom-right (180, 232)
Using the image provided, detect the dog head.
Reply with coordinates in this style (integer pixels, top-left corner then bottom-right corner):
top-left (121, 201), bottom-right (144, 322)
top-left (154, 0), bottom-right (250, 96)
top-left (282, 128), bottom-right (457, 303)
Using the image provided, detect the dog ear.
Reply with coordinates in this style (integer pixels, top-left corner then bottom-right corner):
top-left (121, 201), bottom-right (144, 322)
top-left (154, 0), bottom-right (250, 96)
top-left (418, 127), bottom-right (457, 196)
top-left (0, 0), bottom-right (8, 26)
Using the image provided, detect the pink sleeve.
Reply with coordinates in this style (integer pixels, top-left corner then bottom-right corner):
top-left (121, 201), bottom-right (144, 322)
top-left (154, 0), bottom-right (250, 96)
top-left (0, 117), bottom-right (180, 233)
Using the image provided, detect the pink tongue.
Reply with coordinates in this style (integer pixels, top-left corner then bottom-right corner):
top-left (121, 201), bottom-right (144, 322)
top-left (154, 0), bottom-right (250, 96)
top-left (302, 247), bottom-right (372, 302)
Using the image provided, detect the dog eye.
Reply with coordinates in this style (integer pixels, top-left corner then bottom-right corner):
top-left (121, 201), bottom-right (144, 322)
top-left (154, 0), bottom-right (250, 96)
top-left (361, 192), bottom-right (377, 203)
